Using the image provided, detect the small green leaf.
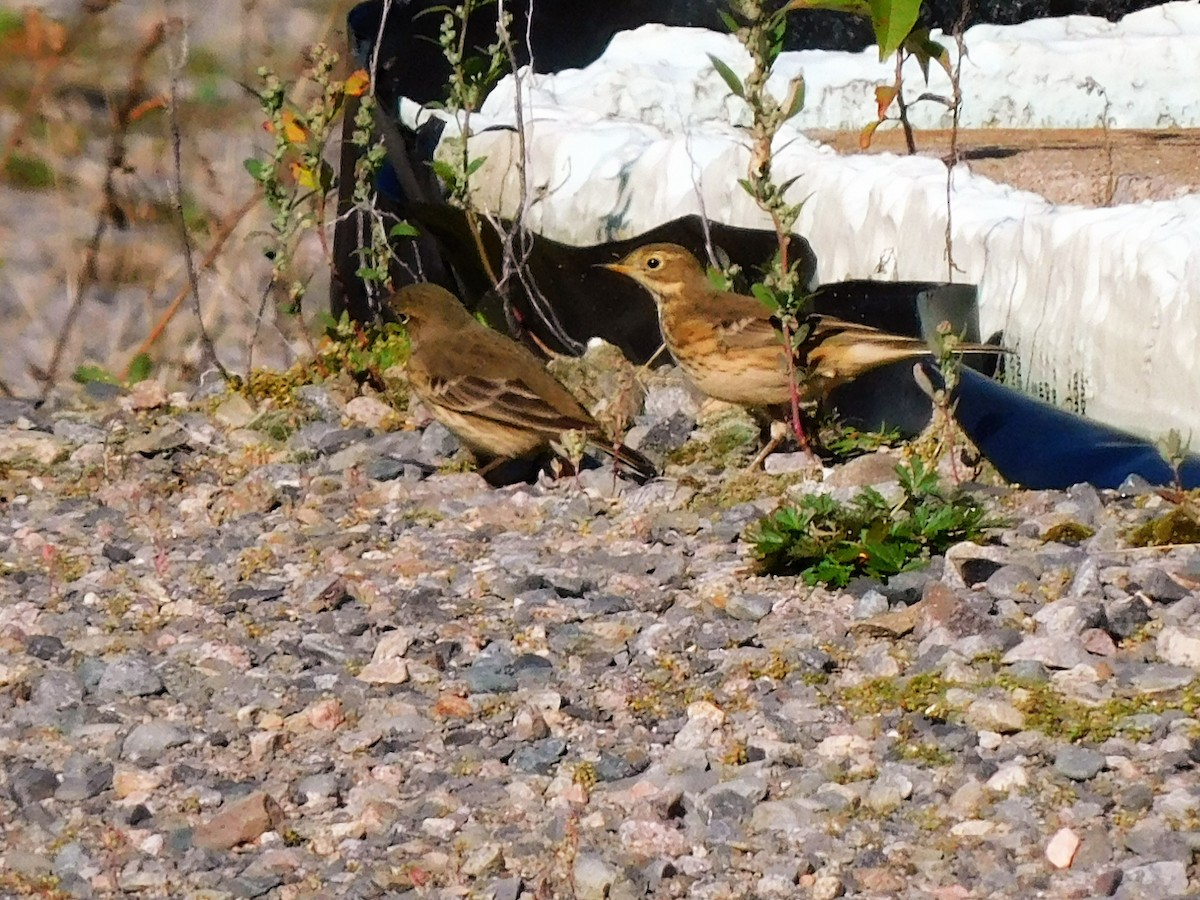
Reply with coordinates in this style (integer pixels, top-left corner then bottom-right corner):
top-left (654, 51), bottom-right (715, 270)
top-left (243, 158), bottom-right (266, 180)
top-left (707, 54), bottom-right (745, 99)
top-left (72, 365), bottom-right (119, 385)
top-left (389, 221), bottom-right (420, 238)
top-left (126, 353), bottom-right (153, 385)
top-left (430, 159), bottom-right (459, 183)
top-left (465, 156), bottom-right (487, 176)
top-left (869, 0), bottom-right (923, 60)
top-left (750, 283), bottom-right (780, 311)
top-left (718, 10), bottom-right (740, 33)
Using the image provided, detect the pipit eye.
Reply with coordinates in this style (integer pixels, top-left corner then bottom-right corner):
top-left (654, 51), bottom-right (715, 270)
top-left (646, 256), bottom-right (661, 270)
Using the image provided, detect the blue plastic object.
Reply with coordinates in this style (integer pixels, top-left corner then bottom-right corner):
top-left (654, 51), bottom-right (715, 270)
top-left (937, 362), bottom-right (1200, 490)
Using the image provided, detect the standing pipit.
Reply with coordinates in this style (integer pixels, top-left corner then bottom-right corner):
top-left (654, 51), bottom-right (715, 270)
top-left (603, 243), bottom-right (1004, 410)
top-left (390, 284), bottom-right (656, 482)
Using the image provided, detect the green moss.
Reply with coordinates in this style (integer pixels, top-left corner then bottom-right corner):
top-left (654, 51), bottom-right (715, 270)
top-left (667, 421), bottom-right (758, 468)
top-left (1127, 504), bottom-right (1200, 547)
top-left (835, 670), bottom-right (1200, 745)
top-left (1042, 521), bottom-right (1095, 545)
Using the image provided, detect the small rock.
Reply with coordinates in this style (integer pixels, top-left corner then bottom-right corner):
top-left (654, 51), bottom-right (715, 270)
top-left (9, 764), bottom-right (57, 804)
top-left (824, 451), bottom-right (899, 487)
top-left (512, 706), bottom-right (549, 742)
top-left (344, 395), bottom-right (398, 429)
top-left (964, 698), bottom-right (1025, 734)
top-left (126, 380), bottom-right (168, 410)
top-left (193, 792), bottom-right (284, 851)
top-left (55, 755), bottom-right (113, 801)
top-left (1105, 595), bottom-right (1151, 639)
top-left (763, 452), bottom-right (815, 475)
top-left (213, 394), bottom-right (256, 428)
top-left (725, 593), bottom-right (773, 622)
top-left (673, 701), bottom-right (725, 750)
top-left (509, 738), bottom-right (566, 775)
top-left (1156, 626), bottom-right (1200, 668)
top-left (97, 655), bottom-right (164, 697)
top-left (573, 853), bottom-right (620, 900)
top-left (864, 769), bottom-right (913, 814)
top-left (1054, 746), bottom-right (1106, 781)
top-left (853, 590), bottom-right (889, 619)
top-left (810, 873), bottom-right (845, 900)
top-left (0, 430), bottom-right (68, 465)
top-left (1117, 860), bottom-right (1187, 898)
top-left (1046, 827), bottom-right (1081, 868)
top-left (123, 722), bottom-right (189, 761)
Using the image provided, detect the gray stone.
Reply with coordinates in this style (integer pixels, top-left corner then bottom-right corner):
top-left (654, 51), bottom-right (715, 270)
top-left (418, 421), bottom-right (460, 462)
top-left (24, 634), bottom-right (68, 661)
top-left (595, 749), bottom-right (650, 782)
top-left (1115, 860), bottom-right (1187, 898)
top-left (31, 670), bottom-right (84, 709)
top-left (55, 755), bottom-right (113, 801)
top-left (1054, 746), bottom-right (1106, 781)
top-left (726, 593), bottom-right (773, 622)
top-left (295, 385), bottom-right (343, 421)
top-left (96, 656), bottom-right (163, 697)
top-left (464, 664), bottom-right (518, 694)
top-left (638, 412), bottom-right (696, 457)
top-left (1129, 566), bottom-right (1189, 603)
top-left (1034, 598), bottom-right (1107, 637)
top-left (865, 768), bottom-right (913, 814)
top-left (9, 763), bottom-right (58, 804)
top-left (853, 590), bottom-right (889, 619)
top-left (573, 853), bottom-right (620, 900)
top-left (488, 876), bottom-right (523, 900)
top-left (509, 738), bottom-right (566, 775)
top-left (52, 842), bottom-right (95, 881)
top-left (1002, 636), bottom-right (1093, 670)
top-left (1106, 595), bottom-right (1151, 639)
top-left (984, 565), bottom-right (1039, 602)
top-left (123, 722), bottom-right (190, 761)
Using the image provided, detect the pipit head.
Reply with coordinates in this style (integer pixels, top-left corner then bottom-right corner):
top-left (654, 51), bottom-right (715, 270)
top-left (602, 243), bottom-right (707, 301)
top-left (388, 283), bottom-right (477, 341)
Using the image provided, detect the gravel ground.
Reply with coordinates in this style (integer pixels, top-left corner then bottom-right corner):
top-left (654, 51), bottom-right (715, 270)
top-left (2, 370), bottom-right (1200, 900)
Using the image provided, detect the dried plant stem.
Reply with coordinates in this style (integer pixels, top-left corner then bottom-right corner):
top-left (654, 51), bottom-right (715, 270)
top-left (38, 21), bottom-right (167, 398)
top-left (944, 0), bottom-right (969, 281)
top-left (123, 192), bottom-right (261, 379)
top-left (166, 18), bottom-right (229, 381)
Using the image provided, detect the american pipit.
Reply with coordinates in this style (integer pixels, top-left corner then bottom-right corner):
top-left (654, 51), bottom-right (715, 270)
top-left (603, 242), bottom-right (1004, 409)
top-left (390, 283), bottom-right (656, 482)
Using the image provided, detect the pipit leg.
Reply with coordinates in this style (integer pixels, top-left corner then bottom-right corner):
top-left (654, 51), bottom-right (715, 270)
top-left (748, 420), bottom-right (792, 471)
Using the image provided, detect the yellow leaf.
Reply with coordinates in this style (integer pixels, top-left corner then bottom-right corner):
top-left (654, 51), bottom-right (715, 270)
top-left (282, 111), bottom-right (307, 144)
top-left (290, 162), bottom-right (319, 190)
top-left (344, 69), bottom-right (370, 97)
top-left (874, 84), bottom-right (898, 119)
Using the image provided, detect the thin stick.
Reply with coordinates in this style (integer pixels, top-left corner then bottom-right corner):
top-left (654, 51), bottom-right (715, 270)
top-left (166, 18), bottom-right (229, 381)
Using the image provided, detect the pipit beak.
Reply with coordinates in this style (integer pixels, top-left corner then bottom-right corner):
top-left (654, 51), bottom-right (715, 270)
top-left (597, 262), bottom-right (632, 275)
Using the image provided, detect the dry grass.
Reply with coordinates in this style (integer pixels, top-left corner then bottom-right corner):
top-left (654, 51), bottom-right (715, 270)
top-left (0, 0), bottom-right (349, 399)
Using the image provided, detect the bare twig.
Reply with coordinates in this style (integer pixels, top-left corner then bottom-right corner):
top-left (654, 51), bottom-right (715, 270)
top-left (165, 17), bottom-right (229, 381)
top-left (122, 192), bottom-right (261, 379)
top-left (944, 0), bottom-right (970, 281)
top-left (37, 21), bottom-right (166, 397)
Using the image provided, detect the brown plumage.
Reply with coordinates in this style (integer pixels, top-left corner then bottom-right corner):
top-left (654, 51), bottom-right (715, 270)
top-left (390, 283), bottom-right (656, 482)
top-left (604, 242), bottom-right (1004, 408)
